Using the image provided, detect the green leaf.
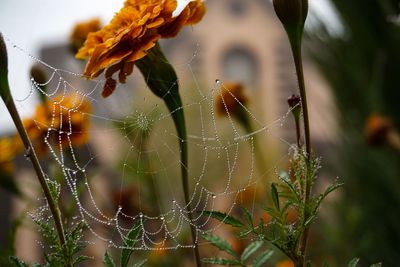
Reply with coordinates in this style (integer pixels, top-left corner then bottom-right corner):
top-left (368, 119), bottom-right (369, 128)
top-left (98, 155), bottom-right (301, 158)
top-left (237, 228), bottom-right (253, 238)
top-left (252, 250), bottom-right (273, 267)
top-left (132, 259), bottom-right (148, 267)
top-left (311, 182), bottom-right (343, 216)
top-left (241, 207), bottom-right (253, 226)
top-left (347, 258), bottom-right (360, 267)
top-left (121, 223), bottom-right (141, 267)
top-left (73, 255), bottom-right (92, 265)
top-left (240, 241), bottom-right (263, 262)
top-left (202, 258), bottom-right (242, 266)
top-left (103, 251), bottom-right (116, 267)
top-left (202, 233), bottom-right (237, 257)
top-left (202, 211), bottom-right (244, 228)
top-left (271, 183), bottom-right (280, 210)
top-left (279, 175), bottom-right (301, 202)
top-left (9, 257), bottom-right (29, 267)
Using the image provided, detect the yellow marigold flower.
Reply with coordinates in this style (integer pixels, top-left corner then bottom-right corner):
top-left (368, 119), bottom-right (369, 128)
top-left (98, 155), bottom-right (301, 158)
top-left (70, 18), bottom-right (101, 54)
top-left (76, 0), bottom-right (206, 97)
top-left (15, 94), bottom-right (92, 157)
top-left (0, 138), bottom-right (16, 173)
top-left (276, 259), bottom-right (295, 267)
top-left (216, 82), bottom-right (248, 117)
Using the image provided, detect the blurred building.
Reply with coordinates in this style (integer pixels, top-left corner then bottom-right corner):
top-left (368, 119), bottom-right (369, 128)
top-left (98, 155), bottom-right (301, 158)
top-left (162, 0), bottom-right (337, 150)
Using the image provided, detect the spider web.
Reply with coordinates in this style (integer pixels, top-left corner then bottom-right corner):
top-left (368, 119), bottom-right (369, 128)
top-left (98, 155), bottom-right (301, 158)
top-left (2, 36), bottom-right (297, 253)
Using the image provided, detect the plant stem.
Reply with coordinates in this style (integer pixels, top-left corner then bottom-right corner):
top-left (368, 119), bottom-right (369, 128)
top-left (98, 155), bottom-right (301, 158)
top-left (295, 116), bottom-right (301, 148)
top-left (165, 94), bottom-right (202, 267)
top-left (291, 43), bottom-right (312, 267)
top-left (4, 98), bottom-right (68, 256)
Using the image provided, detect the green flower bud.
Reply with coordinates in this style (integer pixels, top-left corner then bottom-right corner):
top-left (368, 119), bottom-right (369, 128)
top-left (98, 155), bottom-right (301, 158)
top-left (0, 33), bottom-right (11, 103)
top-left (273, 0), bottom-right (308, 46)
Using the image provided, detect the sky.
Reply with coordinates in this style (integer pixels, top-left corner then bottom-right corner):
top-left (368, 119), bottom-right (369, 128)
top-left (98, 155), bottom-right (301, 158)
top-left (0, 0), bottom-right (340, 134)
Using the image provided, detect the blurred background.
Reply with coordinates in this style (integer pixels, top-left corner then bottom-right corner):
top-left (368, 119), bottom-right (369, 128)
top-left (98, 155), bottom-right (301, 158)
top-left (1, 0), bottom-right (400, 266)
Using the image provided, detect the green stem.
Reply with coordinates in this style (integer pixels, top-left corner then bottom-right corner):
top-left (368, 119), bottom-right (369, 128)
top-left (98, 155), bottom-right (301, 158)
top-left (0, 33), bottom-right (69, 265)
top-left (164, 94), bottom-right (201, 267)
top-left (4, 98), bottom-right (68, 256)
top-left (291, 42), bottom-right (311, 266)
top-left (135, 43), bottom-right (201, 266)
top-left (295, 115), bottom-right (301, 148)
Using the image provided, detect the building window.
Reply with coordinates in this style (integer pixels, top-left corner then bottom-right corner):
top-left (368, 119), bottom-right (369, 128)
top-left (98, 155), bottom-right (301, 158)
top-left (222, 47), bottom-right (259, 87)
top-left (229, 0), bottom-right (247, 16)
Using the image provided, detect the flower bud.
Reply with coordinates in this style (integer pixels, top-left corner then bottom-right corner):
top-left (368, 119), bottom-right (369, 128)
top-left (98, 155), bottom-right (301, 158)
top-left (365, 113), bottom-right (393, 147)
top-left (0, 33), bottom-right (11, 101)
top-left (273, 0), bottom-right (308, 45)
top-left (30, 65), bottom-right (48, 85)
top-left (288, 94), bottom-right (301, 117)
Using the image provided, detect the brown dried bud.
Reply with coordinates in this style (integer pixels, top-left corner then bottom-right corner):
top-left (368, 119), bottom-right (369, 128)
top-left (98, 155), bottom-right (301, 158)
top-left (30, 65), bottom-right (47, 84)
top-left (288, 94), bottom-right (301, 118)
top-left (287, 94), bottom-right (301, 108)
top-left (273, 0), bottom-right (308, 44)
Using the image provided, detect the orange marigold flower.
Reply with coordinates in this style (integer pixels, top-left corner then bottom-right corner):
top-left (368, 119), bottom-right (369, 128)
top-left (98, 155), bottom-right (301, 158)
top-left (15, 94), bottom-right (92, 157)
top-left (76, 0), bottom-right (206, 97)
top-left (276, 259), bottom-right (295, 267)
top-left (0, 138), bottom-right (16, 173)
top-left (365, 113), bottom-right (393, 146)
top-left (70, 18), bottom-right (101, 54)
top-left (216, 82), bottom-right (248, 117)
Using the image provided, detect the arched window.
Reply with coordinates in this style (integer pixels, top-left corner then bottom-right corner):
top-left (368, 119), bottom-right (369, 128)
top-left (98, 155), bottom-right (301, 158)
top-left (228, 0), bottom-right (247, 16)
top-left (222, 47), bottom-right (259, 87)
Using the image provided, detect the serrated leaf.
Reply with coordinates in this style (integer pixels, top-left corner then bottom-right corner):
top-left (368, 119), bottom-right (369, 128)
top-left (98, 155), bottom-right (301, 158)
top-left (9, 257), bottom-right (29, 267)
top-left (121, 223), bottom-right (141, 267)
top-left (241, 241), bottom-right (263, 262)
top-left (347, 258), bottom-right (360, 267)
top-left (132, 259), bottom-right (148, 267)
top-left (271, 183), bottom-right (280, 211)
top-left (73, 255), bottom-right (92, 265)
top-left (279, 175), bottom-right (301, 202)
top-left (202, 258), bottom-right (242, 266)
top-left (241, 207), bottom-right (253, 226)
top-left (202, 211), bottom-right (244, 228)
top-left (312, 182), bottom-right (343, 214)
top-left (237, 228), bottom-right (253, 238)
top-left (202, 233), bottom-right (237, 257)
top-left (252, 250), bottom-right (273, 267)
top-left (103, 251), bottom-right (116, 267)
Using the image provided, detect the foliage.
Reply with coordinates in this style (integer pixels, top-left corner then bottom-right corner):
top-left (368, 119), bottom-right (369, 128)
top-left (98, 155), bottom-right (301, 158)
top-left (102, 223), bottom-right (147, 267)
top-left (306, 0), bottom-right (400, 265)
top-left (10, 220), bottom-right (89, 267)
top-left (202, 148), bottom-right (343, 265)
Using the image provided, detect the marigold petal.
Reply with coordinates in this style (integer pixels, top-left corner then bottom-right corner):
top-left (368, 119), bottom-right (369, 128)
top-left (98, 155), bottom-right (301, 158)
top-left (102, 78), bottom-right (117, 98)
top-left (75, 0), bottom-right (205, 96)
top-left (186, 1), bottom-right (206, 24)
